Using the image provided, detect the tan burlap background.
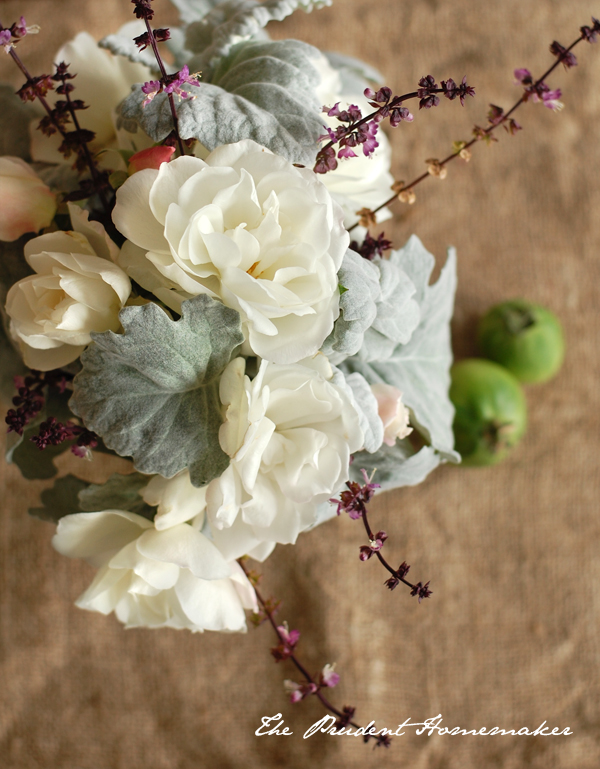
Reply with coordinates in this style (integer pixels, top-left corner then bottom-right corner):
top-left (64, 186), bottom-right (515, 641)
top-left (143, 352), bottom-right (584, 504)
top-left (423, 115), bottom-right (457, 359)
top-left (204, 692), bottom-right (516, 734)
top-left (1, 0), bottom-right (599, 766)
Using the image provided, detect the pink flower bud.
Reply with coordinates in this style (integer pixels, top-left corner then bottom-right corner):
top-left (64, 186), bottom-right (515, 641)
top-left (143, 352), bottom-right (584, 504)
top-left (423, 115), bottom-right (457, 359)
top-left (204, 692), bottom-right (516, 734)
top-left (128, 145), bottom-right (176, 174)
top-left (0, 157), bottom-right (56, 242)
top-left (371, 383), bottom-right (413, 447)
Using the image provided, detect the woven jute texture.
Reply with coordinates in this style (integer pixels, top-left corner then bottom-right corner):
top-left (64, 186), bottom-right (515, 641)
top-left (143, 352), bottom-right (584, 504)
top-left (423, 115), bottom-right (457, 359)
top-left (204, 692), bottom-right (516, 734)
top-left (1, 1), bottom-right (599, 767)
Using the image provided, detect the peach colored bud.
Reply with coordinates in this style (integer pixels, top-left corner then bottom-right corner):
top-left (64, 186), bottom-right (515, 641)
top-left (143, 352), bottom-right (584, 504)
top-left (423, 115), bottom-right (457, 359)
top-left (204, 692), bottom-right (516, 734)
top-left (371, 382), bottom-right (413, 447)
top-left (0, 156), bottom-right (56, 242)
top-left (128, 145), bottom-right (176, 174)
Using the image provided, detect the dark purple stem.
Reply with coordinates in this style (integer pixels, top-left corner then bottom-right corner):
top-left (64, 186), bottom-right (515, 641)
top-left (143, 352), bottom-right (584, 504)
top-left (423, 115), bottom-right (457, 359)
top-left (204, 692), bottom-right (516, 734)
top-left (2, 41), bottom-right (110, 215)
top-left (348, 31), bottom-right (587, 232)
top-left (61, 80), bottom-right (110, 213)
top-left (237, 558), bottom-right (390, 746)
top-left (361, 507), bottom-right (415, 590)
top-left (143, 18), bottom-right (185, 157)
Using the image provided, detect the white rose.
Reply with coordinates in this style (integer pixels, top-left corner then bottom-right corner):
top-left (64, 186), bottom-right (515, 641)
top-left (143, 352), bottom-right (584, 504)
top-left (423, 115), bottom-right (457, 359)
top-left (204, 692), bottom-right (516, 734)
top-left (0, 156), bottom-right (57, 242)
top-left (112, 139), bottom-right (349, 364)
top-left (312, 54), bottom-right (395, 231)
top-left (371, 383), bottom-right (413, 446)
top-left (31, 30), bottom-right (153, 164)
top-left (206, 353), bottom-right (364, 546)
top-left (52, 509), bottom-right (258, 633)
top-left (5, 204), bottom-right (130, 370)
top-left (140, 470), bottom-right (276, 563)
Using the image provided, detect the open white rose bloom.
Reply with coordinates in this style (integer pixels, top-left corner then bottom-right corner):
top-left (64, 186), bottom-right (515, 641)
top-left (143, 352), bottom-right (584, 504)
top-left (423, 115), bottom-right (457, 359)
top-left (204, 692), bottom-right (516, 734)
top-left (1, 0), bottom-right (459, 636)
top-left (113, 140), bottom-right (349, 364)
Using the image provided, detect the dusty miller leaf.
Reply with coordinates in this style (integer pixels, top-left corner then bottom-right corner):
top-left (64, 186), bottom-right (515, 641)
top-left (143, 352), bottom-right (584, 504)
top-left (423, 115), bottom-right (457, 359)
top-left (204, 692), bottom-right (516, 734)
top-left (184, 0), bottom-right (332, 72)
top-left (321, 249), bottom-right (420, 366)
top-left (118, 39), bottom-right (324, 164)
top-left (79, 472), bottom-right (155, 521)
top-left (70, 294), bottom-right (244, 487)
top-left (29, 475), bottom-right (89, 523)
top-left (321, 250), bottom-right (380, 364)
top-left (350, 442), bottom-right (443, 490)
top-left (357, 253), bottom-right (421, 364)
top-left (343, 235), bottom-right (460, 464)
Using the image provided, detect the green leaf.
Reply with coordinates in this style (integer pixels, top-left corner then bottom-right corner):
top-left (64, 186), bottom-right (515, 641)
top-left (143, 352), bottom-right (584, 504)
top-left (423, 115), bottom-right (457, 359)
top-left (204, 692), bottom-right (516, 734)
top-left (0, 84), bottom-right (36, 160)
top-left (350, 442), bottom-right (443, 490)
top-left (29, 475), bottom-right (89, 523)
top-left (70, 294), bottom-right (244, 487)
top-left (344, 235), bottom-right (460, 463)
top-left (324, 51), bottom-right (384, 95)
top-left (79, 472), bottom-right (155, 521)
top-left (117, 39), bottom-right (325, 165)
top-left (184, 0), bottom-right (332, 72)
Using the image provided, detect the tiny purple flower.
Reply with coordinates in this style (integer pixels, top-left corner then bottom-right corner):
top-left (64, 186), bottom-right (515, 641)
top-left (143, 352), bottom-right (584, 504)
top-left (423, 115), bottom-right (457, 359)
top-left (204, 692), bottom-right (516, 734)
top-left (320, 664), bottom-right (340, 688)
top-left (514, 68), bottom-right (533, 85)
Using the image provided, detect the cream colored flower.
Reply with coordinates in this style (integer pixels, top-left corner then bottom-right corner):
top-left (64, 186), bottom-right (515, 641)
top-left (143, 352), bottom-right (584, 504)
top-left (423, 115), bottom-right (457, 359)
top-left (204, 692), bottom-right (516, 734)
top-left (113, 139), bottom-right (349, 364)
top-left (0, 156), bottom-right (56, 242)
top-left (371, 383), bottom-right (413, 446)
top-left (206, 353), bottom-right (364, 546)
top-left (5, 204), bottom-right (130, 370)
top-left (30, 30), bottom-right (153, 164)
top-left (52, 509), bottom-right (258, 633)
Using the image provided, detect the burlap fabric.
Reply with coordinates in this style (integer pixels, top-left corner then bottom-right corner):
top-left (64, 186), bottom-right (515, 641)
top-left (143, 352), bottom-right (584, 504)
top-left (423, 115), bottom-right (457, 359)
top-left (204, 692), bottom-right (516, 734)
top-left (1, 1), bottom-right (599, 766)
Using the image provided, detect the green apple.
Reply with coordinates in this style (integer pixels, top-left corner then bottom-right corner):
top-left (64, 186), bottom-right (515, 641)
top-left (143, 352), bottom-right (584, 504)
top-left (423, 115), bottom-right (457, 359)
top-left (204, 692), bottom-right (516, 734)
top-left (450, 359), bottom-right (527, 466)
top-left (477, 299), bottom-right (564, 384)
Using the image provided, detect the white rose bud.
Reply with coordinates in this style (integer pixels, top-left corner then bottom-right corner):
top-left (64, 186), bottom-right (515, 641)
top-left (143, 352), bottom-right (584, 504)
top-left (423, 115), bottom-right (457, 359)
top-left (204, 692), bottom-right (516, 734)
top-left (5, 208), bottom-right (130, 370)
top-left (371, 383), bottom-right (413, 446)
top-left (0, 156), bottom-right (57, 242)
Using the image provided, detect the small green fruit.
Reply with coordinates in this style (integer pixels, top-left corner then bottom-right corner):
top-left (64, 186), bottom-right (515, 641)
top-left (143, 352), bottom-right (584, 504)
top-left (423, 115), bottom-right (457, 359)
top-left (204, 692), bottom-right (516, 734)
top-left (450, 359), bottom-right (527, 467)
top-left (477, 299), bottom-right (564, 383)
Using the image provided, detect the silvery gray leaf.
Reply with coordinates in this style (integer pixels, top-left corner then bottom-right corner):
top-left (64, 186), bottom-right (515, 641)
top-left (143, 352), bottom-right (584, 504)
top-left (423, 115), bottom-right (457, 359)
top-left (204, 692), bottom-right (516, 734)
top-left (345, 237), bottom-right (459, 462)
top-left (350, 442), bottom-right (442, 490)
top-left (118, 39), bottom-right (324, 164)
top-left (79, 472), bottom-right (155, 521)
top-left (321, 249), bottom-right (380, 364)
top-left (70, 294), bottom-right (244, 487)
top-left (331, 367), bottom-right (383, 453)
top-left (184, 0), bottom-right (332, 71)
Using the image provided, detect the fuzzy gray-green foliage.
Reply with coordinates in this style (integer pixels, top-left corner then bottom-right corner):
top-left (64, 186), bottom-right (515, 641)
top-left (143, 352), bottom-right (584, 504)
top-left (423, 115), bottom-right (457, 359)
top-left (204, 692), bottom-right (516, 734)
top-left (321, 250), bottom-right (380, 364)
top-left (184, 0), bottom-right (331, 72)
top-left (341, 235), bottom-right (460, 490)
top-left (357, 253), bottom-right (421, 364)
top-left (79, 472), bottom-right (155, 520)
top-left (350, 442), bottom-right (444, 491)
top-left (70, 294), bottom-right (243, 487)
top-left (117, 39), bottom-right (325, 164)
top-left (321, 249), bottom-right (420, 366)
top-left (345, 236), bottom-right (459, 461)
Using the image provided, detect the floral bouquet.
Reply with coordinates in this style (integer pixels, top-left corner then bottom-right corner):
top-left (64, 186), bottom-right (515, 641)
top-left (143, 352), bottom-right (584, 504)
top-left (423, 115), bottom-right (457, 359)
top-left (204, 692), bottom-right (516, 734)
top-left (1, 0), bottom-right (597, 746)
